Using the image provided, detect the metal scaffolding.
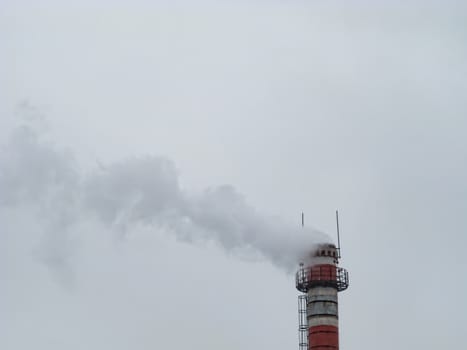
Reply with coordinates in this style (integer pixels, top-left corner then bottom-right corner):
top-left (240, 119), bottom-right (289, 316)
top-left (298, 294), bottom-right (308, 350)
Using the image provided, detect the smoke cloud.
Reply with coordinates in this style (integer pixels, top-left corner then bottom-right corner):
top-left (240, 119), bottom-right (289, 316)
top-left (0, 122), bottom-right (330, 277)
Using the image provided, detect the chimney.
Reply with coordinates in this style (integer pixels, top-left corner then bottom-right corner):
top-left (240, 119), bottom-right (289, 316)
top-left (296, 244), bottom-right (349, 350)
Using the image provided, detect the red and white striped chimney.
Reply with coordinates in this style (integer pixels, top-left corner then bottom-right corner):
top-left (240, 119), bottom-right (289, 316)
top-left (296, 244), bottom-right (349, 350)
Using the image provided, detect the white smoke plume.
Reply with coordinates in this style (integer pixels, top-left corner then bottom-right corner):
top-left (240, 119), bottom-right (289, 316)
top-left (0, 122), bottom-right (330, 277)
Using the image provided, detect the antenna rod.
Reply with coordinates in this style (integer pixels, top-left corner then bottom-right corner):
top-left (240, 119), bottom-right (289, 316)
top-left (336, 210), bottom-right (341, 258)
top-left (301, 212), bottom-right (305, 227)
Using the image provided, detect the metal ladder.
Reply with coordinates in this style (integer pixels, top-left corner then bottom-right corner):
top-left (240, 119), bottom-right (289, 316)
top-left (298, 294), bottom-right (308, 350)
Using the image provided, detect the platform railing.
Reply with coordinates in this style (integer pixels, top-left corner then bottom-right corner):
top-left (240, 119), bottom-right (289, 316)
top-left (296, 265), bottom-right (349, 292)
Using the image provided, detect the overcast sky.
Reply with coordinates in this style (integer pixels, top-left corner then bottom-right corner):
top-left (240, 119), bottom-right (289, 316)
top-left (2, 1), bottom-right (467, 349)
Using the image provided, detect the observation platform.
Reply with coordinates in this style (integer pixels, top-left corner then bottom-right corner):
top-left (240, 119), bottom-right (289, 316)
top-left (296, 264), bottom-right (349, 293)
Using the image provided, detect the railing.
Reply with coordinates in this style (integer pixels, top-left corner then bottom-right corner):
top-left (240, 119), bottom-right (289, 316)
top-left (296, 265), bottom-right (349, 292)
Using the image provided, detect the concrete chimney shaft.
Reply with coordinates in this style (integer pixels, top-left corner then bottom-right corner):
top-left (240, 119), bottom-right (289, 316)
top-left (296, 244), bottom-right (349, 350)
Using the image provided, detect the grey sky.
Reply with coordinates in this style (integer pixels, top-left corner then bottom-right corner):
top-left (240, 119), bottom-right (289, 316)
top-left (1, 1), bottom-right (467, 349)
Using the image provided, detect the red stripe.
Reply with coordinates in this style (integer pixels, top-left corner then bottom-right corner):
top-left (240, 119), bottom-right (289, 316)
top-left (309, 325), bottom-right (338, 349)
top-left (307, 264), bottom-right (337, 282)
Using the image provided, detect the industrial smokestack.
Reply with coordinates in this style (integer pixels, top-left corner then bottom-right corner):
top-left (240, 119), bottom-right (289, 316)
top-left (296, 243), bottom-right (349, 350)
